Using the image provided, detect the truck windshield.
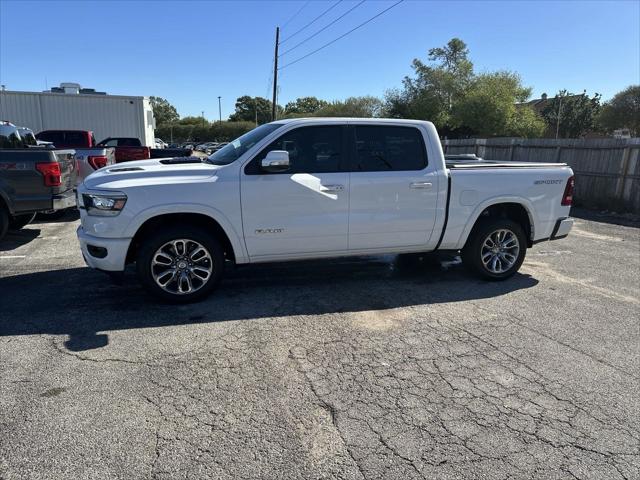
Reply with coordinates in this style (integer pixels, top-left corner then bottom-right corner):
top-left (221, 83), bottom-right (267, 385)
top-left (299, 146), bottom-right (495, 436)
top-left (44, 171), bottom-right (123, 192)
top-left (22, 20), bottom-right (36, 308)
top-left (205, 123), bottom-right (284, 166)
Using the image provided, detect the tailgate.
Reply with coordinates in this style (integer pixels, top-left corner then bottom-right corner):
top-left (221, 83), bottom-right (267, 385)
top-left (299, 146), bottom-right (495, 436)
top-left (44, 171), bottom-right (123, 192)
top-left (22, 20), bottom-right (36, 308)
top-left (115, 146), bottom-right (151, 163)
top-left (105, 147), bottom-right (116, 165)
top-left (52, 149), bottom-right (77, 194)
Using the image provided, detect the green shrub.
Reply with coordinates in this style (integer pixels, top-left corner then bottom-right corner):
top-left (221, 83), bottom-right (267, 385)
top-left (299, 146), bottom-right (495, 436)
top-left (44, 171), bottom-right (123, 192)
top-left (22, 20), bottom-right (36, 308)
top-left (156, 121), bottom-right (256, 143)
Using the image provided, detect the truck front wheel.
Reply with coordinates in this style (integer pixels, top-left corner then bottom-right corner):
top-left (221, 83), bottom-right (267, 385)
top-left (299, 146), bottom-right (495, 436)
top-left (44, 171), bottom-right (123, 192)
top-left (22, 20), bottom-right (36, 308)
top-left (136, 226), bottom-right (224, 303)
top-left (462, 219), bottom-right (527, 280)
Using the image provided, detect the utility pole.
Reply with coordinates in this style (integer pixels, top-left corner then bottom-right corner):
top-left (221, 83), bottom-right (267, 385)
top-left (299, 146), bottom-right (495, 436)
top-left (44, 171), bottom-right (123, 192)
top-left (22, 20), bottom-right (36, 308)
top-left (271, 26), bottom-right (280, 122)
top-left (201, 111), bottom-right (205, 128)
top-left (255, 98), bottom-right (258, 126)
top-left (217, 96), bottom-right (222, 123)
top-left (555, 96), bottom-right (563, 140)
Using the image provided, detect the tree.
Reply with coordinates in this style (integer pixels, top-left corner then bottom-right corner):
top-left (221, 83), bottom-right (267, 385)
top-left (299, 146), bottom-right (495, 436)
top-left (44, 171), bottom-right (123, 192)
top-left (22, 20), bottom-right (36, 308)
top-left (155, 121), bottom-right (255, 143)
top-left (598, 85), bottom-right (640, 136)
top-left (284, 96), bottom-right (328, 115)
top-left (452, 72), bottom-right (545, 137)
top-left (509, 105), bottom-right (547, 138)
top-left (229, 96), bottom-right (275, 124)
top-left (541, 90), bottom-right (601, 138)
top-left (384, 38), bottom-right (473, 129)
top-left (178, 116), bottom-right (206, 126)
top-left (150, 96), bottom-right (179, 126)
top-left (315, 96), bottom-right (383, 117)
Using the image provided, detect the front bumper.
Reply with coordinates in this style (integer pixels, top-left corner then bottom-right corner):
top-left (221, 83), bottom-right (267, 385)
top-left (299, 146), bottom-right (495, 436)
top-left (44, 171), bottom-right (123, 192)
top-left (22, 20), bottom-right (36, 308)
top-left (551, 217), bottom-right (574, 240)
top-left (52, 189), bottom-right (77, 211)
top-left (77, 226), bottom-right (131, 272)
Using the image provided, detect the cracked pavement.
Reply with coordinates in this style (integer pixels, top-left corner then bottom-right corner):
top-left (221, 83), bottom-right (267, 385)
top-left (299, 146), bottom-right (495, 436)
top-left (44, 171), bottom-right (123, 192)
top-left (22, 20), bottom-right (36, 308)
top-left (0, 209), bottom-right (638, 479)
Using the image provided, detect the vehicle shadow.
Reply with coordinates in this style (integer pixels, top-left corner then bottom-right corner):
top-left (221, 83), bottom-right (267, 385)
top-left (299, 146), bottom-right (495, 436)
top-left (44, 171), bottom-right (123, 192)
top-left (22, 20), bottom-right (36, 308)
top-left (0, 227), bottom-right (41, 252)
top-left (571, 207), bottom-right (640, 229)
top-left (0, 254), bottom-right (539, 351)
top-left (33, 209), bottom-right (80, 224)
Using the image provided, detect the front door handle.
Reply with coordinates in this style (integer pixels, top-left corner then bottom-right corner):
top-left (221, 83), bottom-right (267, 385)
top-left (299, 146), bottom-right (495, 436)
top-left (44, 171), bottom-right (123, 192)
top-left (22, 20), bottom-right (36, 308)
top-left (410, 181), bottom-right (433, 189)
top-left (321, 184), bottom-right (344, 193)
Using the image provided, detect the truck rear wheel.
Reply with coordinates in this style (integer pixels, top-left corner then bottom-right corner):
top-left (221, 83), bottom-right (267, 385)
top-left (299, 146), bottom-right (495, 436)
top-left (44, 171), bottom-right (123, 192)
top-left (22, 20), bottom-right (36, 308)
top-left (462, 219), bottom-right (527, 280)
top-left (9, 213), bottom-right (37, 231)
top-left (136, 226), bottom-right (224, 303)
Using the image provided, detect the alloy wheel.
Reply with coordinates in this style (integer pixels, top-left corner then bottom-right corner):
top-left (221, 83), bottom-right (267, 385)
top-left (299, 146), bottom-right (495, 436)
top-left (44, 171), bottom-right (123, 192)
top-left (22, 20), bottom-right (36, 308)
top-left (151, 239), bottom-right (213, 295)
top-left (480, 229), bottom-right (520, 274)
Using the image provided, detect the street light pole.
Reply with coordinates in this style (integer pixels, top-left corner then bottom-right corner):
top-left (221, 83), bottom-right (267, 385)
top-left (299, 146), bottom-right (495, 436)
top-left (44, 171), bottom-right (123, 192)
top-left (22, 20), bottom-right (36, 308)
top-left (201, 111), bottom-right (205, 128)
top-left (218, 96), bottom-right (222, 123)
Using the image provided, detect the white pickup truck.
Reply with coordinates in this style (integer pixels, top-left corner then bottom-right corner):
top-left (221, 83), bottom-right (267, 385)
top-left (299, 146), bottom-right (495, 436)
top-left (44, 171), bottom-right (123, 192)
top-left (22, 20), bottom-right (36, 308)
top-left (76, 118), bottom-right (574, 302)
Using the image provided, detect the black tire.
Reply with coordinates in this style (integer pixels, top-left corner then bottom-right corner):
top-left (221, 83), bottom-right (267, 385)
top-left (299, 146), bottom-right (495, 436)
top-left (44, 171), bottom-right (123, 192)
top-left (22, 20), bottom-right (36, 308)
top-left (461, 218), bottom-right (527, 281)
top-left (9, 212), bottom-right (37, 231)
top-left (0, 205), bottom-right (8, 242)
top-left (136, 225), bottom-right (224, 303)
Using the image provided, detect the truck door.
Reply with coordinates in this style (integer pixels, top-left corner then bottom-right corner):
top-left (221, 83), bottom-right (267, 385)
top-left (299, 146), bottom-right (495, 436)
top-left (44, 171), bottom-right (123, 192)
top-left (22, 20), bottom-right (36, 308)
top-left (241, 125), bottom-right (349, 259)
top-left (347, 124), bottom-right (439, 250)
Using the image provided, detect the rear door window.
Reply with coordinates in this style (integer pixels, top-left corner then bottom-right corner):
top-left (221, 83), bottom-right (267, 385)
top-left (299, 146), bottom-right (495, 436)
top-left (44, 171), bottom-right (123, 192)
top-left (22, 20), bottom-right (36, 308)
top-left (64, 131), bottom-right (88, 147)
top-left (36, 131), bottom-right (64, 145)
top-left (352, 125), bottom-right (427, 172)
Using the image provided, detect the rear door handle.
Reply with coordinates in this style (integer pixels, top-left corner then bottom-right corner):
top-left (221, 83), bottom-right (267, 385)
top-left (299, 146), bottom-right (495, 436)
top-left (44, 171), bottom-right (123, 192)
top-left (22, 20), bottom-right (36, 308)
top-left (410, 182), bottom-right (433, 189)
top-left (321, 184), bottom-right (344, 193)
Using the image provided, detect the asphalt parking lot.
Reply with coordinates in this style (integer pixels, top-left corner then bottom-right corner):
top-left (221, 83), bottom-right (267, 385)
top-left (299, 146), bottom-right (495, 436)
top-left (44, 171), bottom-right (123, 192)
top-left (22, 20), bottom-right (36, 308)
top-left (0, 210), bottom-right (638, 480)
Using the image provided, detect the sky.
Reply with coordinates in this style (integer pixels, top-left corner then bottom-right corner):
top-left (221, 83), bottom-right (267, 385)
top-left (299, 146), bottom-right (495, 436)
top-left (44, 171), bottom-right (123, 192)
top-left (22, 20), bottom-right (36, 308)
top-left (1, 0), bottom-right (638, 120)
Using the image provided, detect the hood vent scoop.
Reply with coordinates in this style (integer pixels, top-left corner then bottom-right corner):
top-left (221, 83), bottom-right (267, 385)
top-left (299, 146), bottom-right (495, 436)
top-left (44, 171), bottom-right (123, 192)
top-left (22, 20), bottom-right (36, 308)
top-left (109, 167), bottom-right (144, 172)
top-left (159, 157), bottom-right (203, 165)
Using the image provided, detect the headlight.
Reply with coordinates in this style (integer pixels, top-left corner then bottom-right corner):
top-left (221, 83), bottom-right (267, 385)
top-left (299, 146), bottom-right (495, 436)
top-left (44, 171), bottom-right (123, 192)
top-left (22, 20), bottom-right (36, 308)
top-left (82, 193), bottom-right (127, 216)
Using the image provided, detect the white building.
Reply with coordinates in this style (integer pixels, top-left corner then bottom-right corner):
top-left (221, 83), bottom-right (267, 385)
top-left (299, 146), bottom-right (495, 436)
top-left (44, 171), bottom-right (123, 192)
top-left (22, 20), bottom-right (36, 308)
top-left (0, 82), bottom-right (156, 146)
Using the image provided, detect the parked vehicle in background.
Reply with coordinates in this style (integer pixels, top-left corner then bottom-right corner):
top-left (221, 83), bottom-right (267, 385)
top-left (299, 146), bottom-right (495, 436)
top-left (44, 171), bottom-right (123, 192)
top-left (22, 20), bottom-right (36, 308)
top-left (154, 138), bottom-right (167, 149)
top-left (202, 142), bottom-right (228, 155)
top-left (195, 142), bottom-right (211, 152)
top-left (76, 118), bottom-right (575, 302)
top-left (0, 122), bottom-right (77, 241)
top-left (97, 136), bottom-right (193, 161)
top-left (211, 142), bottom-right (228, 153)
top-left (35, 129), bottom-right (116, 182)
top-left (149, 146), bottom-right (193, 159)
top-left (97, 137), bottom-right (151, 163)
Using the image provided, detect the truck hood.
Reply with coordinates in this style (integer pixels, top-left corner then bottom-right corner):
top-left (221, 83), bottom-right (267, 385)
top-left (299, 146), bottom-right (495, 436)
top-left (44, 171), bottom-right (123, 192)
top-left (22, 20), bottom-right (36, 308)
top-left (82, 157), bottom-right (220, 190)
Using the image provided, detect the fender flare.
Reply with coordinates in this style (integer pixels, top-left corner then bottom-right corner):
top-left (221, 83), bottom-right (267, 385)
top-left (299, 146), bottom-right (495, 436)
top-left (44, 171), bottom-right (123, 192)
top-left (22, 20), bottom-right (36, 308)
top-left (123, 203), bottom-right (249, 263)
top-left (456, 196), bottom-right (537, 249)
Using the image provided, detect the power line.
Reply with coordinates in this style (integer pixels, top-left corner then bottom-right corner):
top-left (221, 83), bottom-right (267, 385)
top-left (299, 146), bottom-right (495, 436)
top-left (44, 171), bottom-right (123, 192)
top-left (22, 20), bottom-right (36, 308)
top-left (282, 0), bottom-right (311, 29)
top-left (279, 0), bottom-right (404, 71)
top-left (279, 0), bottom-right (365, 57)
top-left (280, 0), bottom-right (343, 44)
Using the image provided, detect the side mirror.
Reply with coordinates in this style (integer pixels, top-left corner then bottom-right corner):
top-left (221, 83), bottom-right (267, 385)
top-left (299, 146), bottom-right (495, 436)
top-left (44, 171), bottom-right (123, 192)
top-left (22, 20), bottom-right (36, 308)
top-left (261, 150), bottom-right (290, 172)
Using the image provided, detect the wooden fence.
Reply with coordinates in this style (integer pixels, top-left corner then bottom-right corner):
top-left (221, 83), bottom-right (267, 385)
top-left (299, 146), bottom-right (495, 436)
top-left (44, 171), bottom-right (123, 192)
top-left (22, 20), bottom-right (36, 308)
top-left (442, 138), bottom-right (640, 213)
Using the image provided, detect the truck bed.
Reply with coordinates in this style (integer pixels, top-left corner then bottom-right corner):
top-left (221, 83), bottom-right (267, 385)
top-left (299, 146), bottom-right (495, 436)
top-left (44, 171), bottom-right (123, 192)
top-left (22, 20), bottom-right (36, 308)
top-left (446, 159), bottom-right (568, 169)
